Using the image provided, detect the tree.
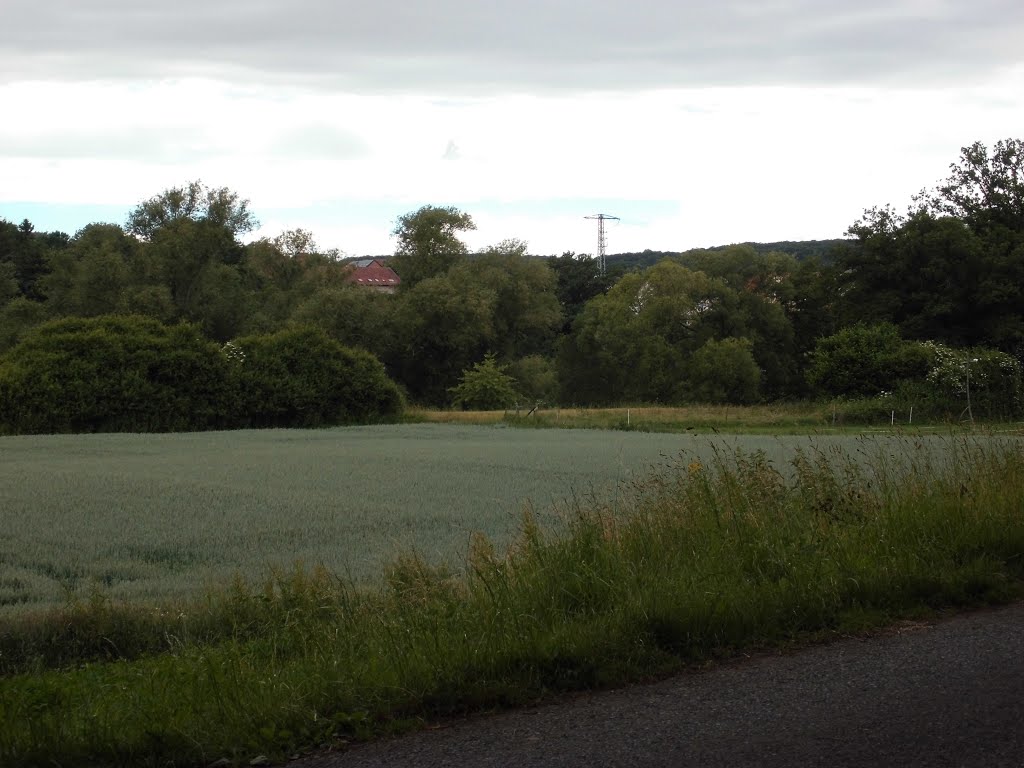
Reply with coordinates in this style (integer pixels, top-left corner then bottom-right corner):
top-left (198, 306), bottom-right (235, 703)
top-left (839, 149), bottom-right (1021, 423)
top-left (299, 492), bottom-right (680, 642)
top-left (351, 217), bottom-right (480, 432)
top-left (239, 238), bottom-right (310, 328)
top-left (0, 262), bottom-right (18, 306)
top-left (507, 355), bottom-right (559, 404)
top-left (121, 184), bottom-right (258, 331)
top-left (449, 354), bottom-right (519, 410)
top-left (117, 285), bottom-right (177, 323)
top-left (386, 275), bottom-right (495, 404)
top-left (126, 181), bottom-right (258, 241)
top-left (558, 259), bottom-right (797, 404)
top-left (448, 243), bottom-right (562, 360)
top-left (928, 139), bottom-right (1024, 233)
top-left (927, 139), bottom-right (1024, 357)
top-left (290, 285), bottom-right (396, 358)
top-left (0, 218), bottom-right (54, 300)
top-left (558, 262), bottom-right (721, 404)
top-left (689, 338), bottom-right (761, 404)
top-left (146, 217), bottom-right (243, 318)
top-left (835, 140), bottom-right (1024, 358)
top-left (188, 262), bottom-right (253, 341)
top-left (0, 297), bottom-right (49, 353)
top-left (677, 244), bottom-right (798, 302)
top-left (785, 256), bottom-right (839, 368)
top-left (39, 224), bottom-right (138, 317)
top-left (389, 205), bottom-right (475, 288)
top-left (271, 228), bottom-right (340, 262)
top-left (548, 251), bottom-right (615, 333)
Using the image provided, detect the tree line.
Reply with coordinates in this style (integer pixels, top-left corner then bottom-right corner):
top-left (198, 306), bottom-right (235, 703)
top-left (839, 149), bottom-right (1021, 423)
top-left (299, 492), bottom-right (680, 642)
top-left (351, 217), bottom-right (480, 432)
top-left (1, 140), bottom-right (1022, 431)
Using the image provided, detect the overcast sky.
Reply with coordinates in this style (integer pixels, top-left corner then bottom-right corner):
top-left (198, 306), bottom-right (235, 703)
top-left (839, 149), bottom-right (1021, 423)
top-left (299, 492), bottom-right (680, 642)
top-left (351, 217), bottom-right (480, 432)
top-left (3, 0), bottom-right (1023, 256)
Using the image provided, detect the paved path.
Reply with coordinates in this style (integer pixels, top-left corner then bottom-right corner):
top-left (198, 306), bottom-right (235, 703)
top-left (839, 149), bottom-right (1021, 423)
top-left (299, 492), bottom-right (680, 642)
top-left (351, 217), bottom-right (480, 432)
top-left (296, 603), bottom-right (1024, 768)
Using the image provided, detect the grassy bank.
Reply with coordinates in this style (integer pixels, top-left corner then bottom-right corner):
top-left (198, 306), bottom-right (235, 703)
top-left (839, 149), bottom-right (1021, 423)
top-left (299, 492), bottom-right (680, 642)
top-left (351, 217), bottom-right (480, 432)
top-left (2, 436), bottom-right (1023, 767)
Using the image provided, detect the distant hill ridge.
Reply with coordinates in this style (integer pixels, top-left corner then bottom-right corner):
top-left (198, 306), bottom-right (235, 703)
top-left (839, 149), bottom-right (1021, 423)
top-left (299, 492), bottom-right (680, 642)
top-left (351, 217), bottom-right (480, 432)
top-left (605, 239), bottom-right (848, 271)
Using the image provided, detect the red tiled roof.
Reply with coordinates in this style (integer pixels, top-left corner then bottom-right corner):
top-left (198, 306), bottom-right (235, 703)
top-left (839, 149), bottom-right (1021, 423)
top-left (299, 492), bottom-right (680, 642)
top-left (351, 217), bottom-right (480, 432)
top-left (345, 259), bottom-right (401, 287)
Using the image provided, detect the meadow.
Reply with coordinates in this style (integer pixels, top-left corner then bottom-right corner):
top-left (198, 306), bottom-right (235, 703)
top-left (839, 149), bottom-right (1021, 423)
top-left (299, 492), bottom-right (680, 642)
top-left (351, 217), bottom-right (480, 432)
top-left (2, 425), bottom-right (1023, 767)
top-left (0, 423), bottom-right (930, 613)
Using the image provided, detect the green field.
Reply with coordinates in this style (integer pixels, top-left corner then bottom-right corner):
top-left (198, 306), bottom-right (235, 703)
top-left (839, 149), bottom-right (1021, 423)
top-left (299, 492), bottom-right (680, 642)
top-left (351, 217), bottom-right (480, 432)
top-left (3, 425), bottom-right (1023, 767)
top-left (0, 424), bottom-right (1010, 613)
top-left (0, 424), bottom-right (700, 611)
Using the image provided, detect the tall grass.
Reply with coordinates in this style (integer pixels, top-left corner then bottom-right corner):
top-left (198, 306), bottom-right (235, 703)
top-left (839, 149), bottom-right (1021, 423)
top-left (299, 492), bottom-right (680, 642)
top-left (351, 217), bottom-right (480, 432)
top-left (1, 435), bottom-right (1023, 767)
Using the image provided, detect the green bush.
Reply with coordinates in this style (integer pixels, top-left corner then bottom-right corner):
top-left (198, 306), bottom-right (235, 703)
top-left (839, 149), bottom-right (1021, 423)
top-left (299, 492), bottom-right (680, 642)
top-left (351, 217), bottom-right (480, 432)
top-left (449, 353), bottom-right (519, 410)
top-left (0, 315), bottom-right (234, 434)
top-left (233, 326), bottom-right (403, 427)
top-left (807, 322), bottom-right (930, 398)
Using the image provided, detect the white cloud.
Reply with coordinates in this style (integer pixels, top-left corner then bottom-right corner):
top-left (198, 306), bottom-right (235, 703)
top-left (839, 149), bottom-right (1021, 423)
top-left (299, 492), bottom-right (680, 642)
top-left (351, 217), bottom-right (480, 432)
top-left (5, 0), bottom-right (1023, 90)
top-left (2, 2), bottom-right (1023, 255)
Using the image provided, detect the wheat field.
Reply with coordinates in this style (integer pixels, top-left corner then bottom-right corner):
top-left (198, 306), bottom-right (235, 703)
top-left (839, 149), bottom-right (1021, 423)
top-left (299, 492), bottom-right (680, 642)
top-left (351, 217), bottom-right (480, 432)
top-left (0, 424), bottom-right (984, 612)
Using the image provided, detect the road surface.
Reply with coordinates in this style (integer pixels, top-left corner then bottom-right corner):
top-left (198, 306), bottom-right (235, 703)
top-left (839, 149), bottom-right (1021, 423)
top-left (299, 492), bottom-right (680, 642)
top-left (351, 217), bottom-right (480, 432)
top-left (295, 602), bottom-right (1024, 768)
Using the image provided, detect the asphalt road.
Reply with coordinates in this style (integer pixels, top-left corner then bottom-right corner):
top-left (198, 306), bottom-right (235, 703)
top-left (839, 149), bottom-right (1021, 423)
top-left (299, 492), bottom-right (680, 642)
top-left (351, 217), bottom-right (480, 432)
top-left (295, 602), bottom-right (1024, 768)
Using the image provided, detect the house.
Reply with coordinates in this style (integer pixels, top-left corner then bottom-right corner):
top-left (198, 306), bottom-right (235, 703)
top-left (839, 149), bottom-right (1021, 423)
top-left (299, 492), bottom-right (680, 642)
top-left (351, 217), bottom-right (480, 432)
top-left (345, 258), bottom-right (401, 293)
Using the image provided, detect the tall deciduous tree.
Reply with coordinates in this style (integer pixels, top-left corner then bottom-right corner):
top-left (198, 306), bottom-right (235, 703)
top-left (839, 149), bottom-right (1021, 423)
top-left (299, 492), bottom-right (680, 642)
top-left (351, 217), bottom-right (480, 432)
top-left (839, 139), bottom-right (1024, 356)
top-left (448, 242), bottom-right (562, 360)
top-left (559, 259), bottom-right (795, 405)
top-left (928, 139), bottom-right (1024, 232)
top-left (387, 275), bottom-right (495, 404)
top-left (389, 205), bottom-right (475, 288)
top-left (40, 224), bottom-right (138, 318)
top-left (126, 181), bottom-right (258, 241)
top-left (548, 251), bottom-right (615, 333)
top-left (290, 285), bottom-right (396, 360)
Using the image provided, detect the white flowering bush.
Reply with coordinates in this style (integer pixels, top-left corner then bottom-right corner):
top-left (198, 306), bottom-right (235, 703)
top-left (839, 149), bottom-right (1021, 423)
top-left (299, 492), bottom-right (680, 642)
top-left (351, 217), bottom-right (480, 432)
top-left (920, 341), bottom-right (1023, 418)
top-left (221, 341), bottom-right (246, 365)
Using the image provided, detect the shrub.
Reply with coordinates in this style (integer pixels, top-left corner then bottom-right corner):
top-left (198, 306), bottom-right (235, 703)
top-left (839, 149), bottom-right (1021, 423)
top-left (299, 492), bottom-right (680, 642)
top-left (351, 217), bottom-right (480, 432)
top-left (807, 322), bottom-right (931, 398)
top-left (449, 353), bottom-right (519, 410)
top-left (921, 342), bottom-right (1023, 420)
top-left (233, 326), bottom-right (403, 427)
top-left (0, 315), bottom-right (234, 434)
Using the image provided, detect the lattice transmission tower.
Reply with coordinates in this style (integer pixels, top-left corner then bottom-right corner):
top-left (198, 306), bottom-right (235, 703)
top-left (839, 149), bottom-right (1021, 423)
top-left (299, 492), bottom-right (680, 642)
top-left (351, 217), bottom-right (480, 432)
top-left (585, 213), bottom-right (620, 275)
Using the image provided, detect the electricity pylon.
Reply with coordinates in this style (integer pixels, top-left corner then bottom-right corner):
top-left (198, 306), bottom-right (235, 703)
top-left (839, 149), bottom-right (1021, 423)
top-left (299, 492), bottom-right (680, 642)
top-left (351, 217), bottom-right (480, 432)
top-left (585, 213), bottom-right (619, 275)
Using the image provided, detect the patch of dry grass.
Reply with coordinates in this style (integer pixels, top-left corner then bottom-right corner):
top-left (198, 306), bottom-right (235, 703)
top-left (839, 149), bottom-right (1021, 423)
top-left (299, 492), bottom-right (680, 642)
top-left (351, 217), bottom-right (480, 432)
top-left (411, 403), bottom-right (835, 433)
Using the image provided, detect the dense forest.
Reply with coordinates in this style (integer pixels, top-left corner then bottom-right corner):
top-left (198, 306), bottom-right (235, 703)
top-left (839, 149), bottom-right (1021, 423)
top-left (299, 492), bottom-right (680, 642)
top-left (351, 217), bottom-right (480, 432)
top-left (1, 139), bottom-right (1022, 431)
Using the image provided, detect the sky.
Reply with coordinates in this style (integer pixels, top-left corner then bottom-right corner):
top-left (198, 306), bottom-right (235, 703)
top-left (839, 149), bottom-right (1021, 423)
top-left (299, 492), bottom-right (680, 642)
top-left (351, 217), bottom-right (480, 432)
top-left (2, 0), bottom-right (1024, 258)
